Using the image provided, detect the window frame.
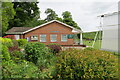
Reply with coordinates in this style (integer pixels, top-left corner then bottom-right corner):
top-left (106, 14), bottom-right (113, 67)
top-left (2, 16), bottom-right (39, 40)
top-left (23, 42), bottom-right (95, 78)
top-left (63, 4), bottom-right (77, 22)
top-left (61, 34), bottom-right (68, 42)
top-left (50, 34), bottom-right (57, 42)
top-left (15, 35), bottom-right (20, 40)
top-left (40, 34), bottom-right (46, 42)
top-left (31, 35), bottom-right (38, 40)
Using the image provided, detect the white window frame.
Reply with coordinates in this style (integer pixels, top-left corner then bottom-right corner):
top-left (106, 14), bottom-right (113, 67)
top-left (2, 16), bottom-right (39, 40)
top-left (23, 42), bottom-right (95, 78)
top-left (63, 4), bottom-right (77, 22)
top-left (31, 35), bottom-right (38, 40)
top-left (15, 35), bottom-right (20, 40)
top-left (61, 34), bottom-right (68, 42)
top-left (50, 34), bottom-right (57, 42)
top-left (40, 34), bottom-right (46, 42)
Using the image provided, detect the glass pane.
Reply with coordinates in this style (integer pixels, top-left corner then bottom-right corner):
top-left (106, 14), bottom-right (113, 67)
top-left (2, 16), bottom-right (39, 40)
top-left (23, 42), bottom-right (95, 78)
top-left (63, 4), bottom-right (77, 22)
top-left (31, 35), bottom-right (38, 40)
top-left (40, 35), bottom-right (46, 42)
top-left (61, 34), bottom-right (67, 42)
top-left (51, 35), bottom-right (57, 42)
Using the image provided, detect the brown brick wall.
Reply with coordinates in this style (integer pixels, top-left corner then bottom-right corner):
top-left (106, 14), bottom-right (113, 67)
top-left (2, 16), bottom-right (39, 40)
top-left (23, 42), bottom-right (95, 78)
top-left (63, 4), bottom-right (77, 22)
top-left (24, 22), bottom-right (75, 45)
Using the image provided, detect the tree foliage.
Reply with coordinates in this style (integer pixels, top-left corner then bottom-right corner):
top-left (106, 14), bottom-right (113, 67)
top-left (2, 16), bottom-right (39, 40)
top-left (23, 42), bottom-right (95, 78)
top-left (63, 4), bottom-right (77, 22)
top-left (44, 8), bottom-right (81, 29)
top-left (62, 11), bottom-right (80, 29)
top-left (45, 8), bottom-right (58, 22)
top-left (62, 11), bottom-right (72, 19)
top-left (9, 2), bottom-right (40, 28)
top-left (2, 2), bottom-right (16, 35)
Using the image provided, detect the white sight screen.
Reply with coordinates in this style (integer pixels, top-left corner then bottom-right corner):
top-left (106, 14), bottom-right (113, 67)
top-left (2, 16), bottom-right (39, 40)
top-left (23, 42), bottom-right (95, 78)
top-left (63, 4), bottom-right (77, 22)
top-left (101, 12), bottom-right (119, 52)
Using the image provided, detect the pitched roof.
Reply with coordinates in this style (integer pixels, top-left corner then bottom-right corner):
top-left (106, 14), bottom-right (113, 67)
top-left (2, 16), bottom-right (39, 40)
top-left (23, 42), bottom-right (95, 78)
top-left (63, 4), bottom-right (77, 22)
top-left (6, 20), bottom-right (82, 34)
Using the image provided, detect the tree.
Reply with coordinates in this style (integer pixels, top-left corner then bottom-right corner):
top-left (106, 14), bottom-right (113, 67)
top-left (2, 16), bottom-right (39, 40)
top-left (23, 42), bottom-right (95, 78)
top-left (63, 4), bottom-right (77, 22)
top-left (45, 8), bottom-right (58, 22)
top-left (62, 11), bottom-right (72, 19)
top-left (24, 19), bottom-right (46, 27)
top-left (56, 17), bottom-right (63, 22)
top-left (62, 11), bottom-right (81, 29)
top-left (2, 2), bottom-right (16, 35)
top-left (9, 2), bottom-right (40, 28)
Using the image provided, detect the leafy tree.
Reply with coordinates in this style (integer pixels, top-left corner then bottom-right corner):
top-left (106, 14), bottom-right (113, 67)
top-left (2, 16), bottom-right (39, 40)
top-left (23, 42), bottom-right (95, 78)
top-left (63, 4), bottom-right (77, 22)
top-left (56, 17), bottom-right (63, 22)
top-left (45, 8), bottom-right (58, 22)
top-left (1, 2), bottom-right (16, 35)
top-left (62, 11), bottom-right (72, 19)
top-left (9, 2), bottom-right (40, 28)
top-left (62, 11), bottom-right (80, 29)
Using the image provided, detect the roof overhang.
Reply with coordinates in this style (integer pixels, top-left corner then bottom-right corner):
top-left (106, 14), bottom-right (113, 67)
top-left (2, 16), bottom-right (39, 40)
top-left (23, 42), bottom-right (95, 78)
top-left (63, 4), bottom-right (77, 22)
top-left (97, 11), bottom-right (120, 17)
top-left (6, 32), bottom-right (23, 34)
top-left (72, 28), bottom-right (83, 33)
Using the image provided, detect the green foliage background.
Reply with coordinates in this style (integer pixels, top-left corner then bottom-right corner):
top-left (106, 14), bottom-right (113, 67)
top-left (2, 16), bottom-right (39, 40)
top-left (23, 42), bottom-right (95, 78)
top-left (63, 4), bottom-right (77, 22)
top-left (2, 2), bottom-right (15, 35)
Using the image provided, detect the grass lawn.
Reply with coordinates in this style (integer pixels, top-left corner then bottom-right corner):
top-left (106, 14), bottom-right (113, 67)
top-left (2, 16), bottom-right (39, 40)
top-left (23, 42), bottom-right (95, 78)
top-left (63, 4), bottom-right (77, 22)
top-left (83, 39), bottom-right (120, 58)
top-left (83, 40), bottom-right (102, 49)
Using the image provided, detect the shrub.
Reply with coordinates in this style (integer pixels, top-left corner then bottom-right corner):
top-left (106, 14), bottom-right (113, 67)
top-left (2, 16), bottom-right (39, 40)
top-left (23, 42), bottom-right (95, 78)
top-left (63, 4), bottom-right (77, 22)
top-left (25, 42), bottom-right (49, 64)
top-left (55, 49), bottom-right (118, 79)
top-left (10, 50), bottom-right (25, 60)
top-left (25, 42), bottom-right (57, 79)
top-left (37, 53), bottom-right (57, 79)
top-left (0, 37), bottom-right (4, 43)
top-left (2, 45), bottom-right (11, 60)
top-left (8, 46), bottom-right (20, 52)
top-left (8, 40), bottom-right (20, 52)
top-left (2, 60), bottom-right (39, 78)
top-left (12, 39), bottom-right (19, 47)
top-left (1, 38), bottom-right (13, 48)
top-left (17, 39), bottom-right (28, 47)
top-left (48, 43), bottom-right (61, 54)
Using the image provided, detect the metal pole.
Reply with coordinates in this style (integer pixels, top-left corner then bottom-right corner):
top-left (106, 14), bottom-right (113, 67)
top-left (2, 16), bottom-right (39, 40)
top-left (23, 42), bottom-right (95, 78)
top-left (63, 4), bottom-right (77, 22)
top-left (92, 31), bottom-right (98, 48)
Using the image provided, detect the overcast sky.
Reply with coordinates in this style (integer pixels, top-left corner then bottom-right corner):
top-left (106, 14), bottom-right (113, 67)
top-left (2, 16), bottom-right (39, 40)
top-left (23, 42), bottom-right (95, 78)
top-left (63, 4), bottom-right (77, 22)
top-left (38, 0), bottom-right (119, 32)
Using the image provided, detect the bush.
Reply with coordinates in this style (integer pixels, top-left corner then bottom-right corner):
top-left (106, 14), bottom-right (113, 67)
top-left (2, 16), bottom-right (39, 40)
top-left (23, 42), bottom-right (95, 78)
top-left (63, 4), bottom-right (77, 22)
top-left (2, 45), bottom-right (11, 60)
top-left (25, 42), bottom-right (49, 64)
top-left (1, 38), bottom-right (13, 48)
top-left (10, 50), bottom-right (25, 60)
top-left (8, 46), bottom-right (20, 52)
top-left (8, 40), bottom-right (20, 52)
top-left (2, 60), bottom-right (39, 78)
top-left (37, 52), bottom-right (57, 79)
top-left (55, 49), bottom-right (118, 79)
top-left (17, 39), bottom-right (28, 47)
top-left (25, 42), bottom-right (57, 79)
top-left (12, 39), bottom-right (19, 47)
top-left (48, 43), bottom-right (61, 54)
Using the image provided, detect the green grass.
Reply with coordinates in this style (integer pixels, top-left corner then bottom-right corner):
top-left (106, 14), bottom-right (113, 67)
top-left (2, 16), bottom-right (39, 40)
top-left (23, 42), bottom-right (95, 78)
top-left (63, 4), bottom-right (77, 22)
top-left (83, 40), bottom-right (120, 58)
top-left (83, 40), bottom-right (102, 49)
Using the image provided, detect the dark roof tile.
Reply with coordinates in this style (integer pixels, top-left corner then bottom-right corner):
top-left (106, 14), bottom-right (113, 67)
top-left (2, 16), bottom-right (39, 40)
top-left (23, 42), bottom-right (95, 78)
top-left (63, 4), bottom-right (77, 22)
top-left (6, 27), bottom-right (33, 34)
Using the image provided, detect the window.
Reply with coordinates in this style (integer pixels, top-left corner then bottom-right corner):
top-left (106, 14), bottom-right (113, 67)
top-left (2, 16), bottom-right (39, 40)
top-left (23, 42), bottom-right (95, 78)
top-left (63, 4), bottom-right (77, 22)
top-left (31, 35), bottom-right (38, 40)
top-left (15, 35), bottom-right (20, 40)
top-left (40, 35), bottom-right (46, 42)
top-left (50, 34), bottom-right (57, 42)
top-left (61, 34), bottom-right (68, 42)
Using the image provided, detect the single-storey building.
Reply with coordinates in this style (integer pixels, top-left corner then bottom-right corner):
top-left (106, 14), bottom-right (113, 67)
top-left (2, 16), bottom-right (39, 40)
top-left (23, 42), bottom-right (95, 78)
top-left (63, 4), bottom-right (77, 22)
top-left (6, 20), bottom-right (83, 45)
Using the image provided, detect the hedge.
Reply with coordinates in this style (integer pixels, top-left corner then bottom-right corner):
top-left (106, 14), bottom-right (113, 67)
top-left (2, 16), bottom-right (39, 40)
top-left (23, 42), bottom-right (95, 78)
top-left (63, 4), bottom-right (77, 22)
top-left (17, 39), bottom-right (28, 47)
top-left (55, 49), bottom-right (118, 79)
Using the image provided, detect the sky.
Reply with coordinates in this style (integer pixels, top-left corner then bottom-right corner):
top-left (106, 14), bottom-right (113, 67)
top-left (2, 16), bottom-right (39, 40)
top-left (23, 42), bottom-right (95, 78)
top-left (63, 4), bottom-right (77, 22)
top-left (38, 0), bottom-right (119, 32)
